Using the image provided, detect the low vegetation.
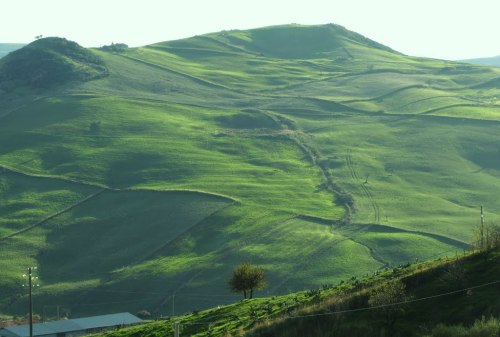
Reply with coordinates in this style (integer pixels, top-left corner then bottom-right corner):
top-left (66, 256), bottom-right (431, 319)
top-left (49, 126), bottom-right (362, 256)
top-left (424, 316), bottom-right (500, 337)
top-left (99, 43), bottom-right (129, 53)
top-left (0, 37), bottom-right (108, 90)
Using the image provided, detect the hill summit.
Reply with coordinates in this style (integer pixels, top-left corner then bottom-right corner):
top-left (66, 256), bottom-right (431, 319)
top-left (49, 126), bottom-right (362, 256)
top-left (157, 23), bottom-right (398, 60)
top-left (0, 37), bottom-right (108, 90)
top-left (236, 24), bottom-right (397, 58)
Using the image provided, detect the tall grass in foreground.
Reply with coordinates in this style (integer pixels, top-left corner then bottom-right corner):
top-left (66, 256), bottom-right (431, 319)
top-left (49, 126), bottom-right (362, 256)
top-left (424, 316), bottom-right (500, 337)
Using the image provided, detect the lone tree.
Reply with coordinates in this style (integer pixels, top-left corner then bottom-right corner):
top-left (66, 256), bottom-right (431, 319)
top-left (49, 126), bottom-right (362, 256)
top-left (229, 262), bottom-right (266, 299)
top-left (368, 280), bottom-right (409, 335)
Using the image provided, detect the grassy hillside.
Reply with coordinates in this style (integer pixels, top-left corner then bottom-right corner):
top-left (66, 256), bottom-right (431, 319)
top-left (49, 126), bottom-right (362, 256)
top-left (90, 247), bottom-right (500, 337)
top-left (1, 23), bottom-right (500, 318)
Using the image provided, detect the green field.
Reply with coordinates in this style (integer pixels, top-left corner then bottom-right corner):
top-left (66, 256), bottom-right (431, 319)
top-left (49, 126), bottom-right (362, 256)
top-left (1, 23), bottom-right (500, 318)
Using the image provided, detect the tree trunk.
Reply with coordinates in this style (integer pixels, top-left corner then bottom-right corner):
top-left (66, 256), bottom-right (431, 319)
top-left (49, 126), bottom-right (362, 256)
top-left (387, 316), bottom-right (397, 337)
top-left (243, 290), bottom-right (247, 299)
top-left (250, 288), bottom-right (253, 299)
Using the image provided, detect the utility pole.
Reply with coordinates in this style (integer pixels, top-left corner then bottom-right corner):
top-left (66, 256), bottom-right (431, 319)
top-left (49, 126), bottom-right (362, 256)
top-left (172, 293), bottom-right (175, 317)
top-left (43, 305), bottom-right (61, 321)
top-left (481, 206), bottom-right (484, 250)
top-left (173, 321), bottom-right (180, 337)
top-left (23, 267), bottom-right (38, 337)
top-left (29, 267), bottom-right (33, 337)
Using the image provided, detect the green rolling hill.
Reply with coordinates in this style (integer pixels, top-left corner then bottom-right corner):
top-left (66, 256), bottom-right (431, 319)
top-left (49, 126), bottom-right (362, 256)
top-left (0, 38), bottom-right (107, 90)
top-left (0, 23), bottom-right (500, 318)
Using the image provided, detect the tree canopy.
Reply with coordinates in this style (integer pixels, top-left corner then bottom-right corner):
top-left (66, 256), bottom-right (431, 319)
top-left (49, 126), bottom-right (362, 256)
top-left (369, 280), bottom-right (409, 334)
top-left (229, 262), bottom-right (266, 299)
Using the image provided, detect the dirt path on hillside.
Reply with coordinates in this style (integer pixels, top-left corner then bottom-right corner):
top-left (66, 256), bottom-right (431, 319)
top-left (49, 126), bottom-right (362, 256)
top-left (345, 149), bottom-right (380, 223)
top-left (257, 109), bottom-right (352, 224)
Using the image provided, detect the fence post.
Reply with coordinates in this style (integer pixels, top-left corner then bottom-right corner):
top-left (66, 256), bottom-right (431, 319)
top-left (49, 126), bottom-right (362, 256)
top-left (173, 321), bottom-right (180, 337)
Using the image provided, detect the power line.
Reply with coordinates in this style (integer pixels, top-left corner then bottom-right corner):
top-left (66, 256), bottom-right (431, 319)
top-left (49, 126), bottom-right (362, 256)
top-left (22, 267), bottom-right (39, 337)
top-left (87, 289), bottom-right (237, 298)
top-left (281, 279), bottom-right (500, 319)
top-left (177, 278), bottom-right (500, 329)
top-left (0, 227), bottom-right (490, 313)
top-left (74, 298), bottom-right (160, 307)
top-left (3, 247), bottom-right (497, 326)
top-left (0, 235), bottom-right (478, 291)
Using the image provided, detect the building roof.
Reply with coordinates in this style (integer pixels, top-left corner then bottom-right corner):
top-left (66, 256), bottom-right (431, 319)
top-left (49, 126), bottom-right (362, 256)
top-left (0, 312), bottom-right (142, 337)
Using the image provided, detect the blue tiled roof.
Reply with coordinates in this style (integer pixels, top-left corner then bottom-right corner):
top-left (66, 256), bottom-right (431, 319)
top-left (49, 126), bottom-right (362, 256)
top-left (0, 313), bottom-right (143, 337)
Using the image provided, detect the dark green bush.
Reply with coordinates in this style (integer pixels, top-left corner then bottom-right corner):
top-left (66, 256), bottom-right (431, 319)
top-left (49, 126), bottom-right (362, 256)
top-left (424, 316), bottom-right (500, 337)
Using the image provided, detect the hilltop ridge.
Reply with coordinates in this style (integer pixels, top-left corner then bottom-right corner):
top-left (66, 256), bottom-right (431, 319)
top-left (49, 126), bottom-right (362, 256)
top-left (0, 37), bottom-right (107, 90)
top-left (155, 23), bottom-right (398, 59)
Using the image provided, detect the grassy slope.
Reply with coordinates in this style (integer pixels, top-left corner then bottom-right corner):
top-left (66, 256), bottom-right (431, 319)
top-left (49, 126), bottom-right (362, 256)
top-left (91, 248), bottom-right (500, 337)
top-left (131, 24), bottom-right (500, 243)
top-left (0, 173), bottom-right (234, 314)
top-left (1, 24), bottom-right (500, 317)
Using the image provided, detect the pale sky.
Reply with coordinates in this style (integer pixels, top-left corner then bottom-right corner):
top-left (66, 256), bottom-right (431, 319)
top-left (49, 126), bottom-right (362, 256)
top-left (2, 0), bottom-right (500, 60)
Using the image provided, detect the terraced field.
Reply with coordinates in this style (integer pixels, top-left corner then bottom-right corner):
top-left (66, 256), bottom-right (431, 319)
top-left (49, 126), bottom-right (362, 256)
top-left (1, 24), bottom-right (499, 317)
